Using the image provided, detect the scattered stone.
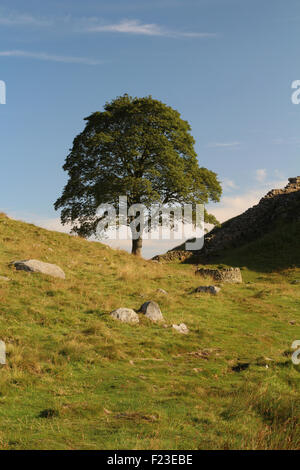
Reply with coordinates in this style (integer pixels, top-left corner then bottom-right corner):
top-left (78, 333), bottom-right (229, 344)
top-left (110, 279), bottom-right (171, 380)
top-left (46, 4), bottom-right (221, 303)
top-left (172, 323), bottom-right (189, 334)
top-left (10, 260), bottom-right (65, 279)
top-left (195, 285), bottom-right (221, 295)
top-left (157, 288), bottom-right (168, 295)
top-left (0, 276), bottom-right (10, 282)
top-left (291, 280), bottom-right (300, 285)
top-left (0, 341), bottom-right (6, 365)
top-left (232, 362), bottom-right (250, 372)
top-left (139, 301), bottom-right (164, 322)
top-left (195, 267), bottom-right (242, 283)
top-left (38, 408), bottom-right (59, 419)
top-left (289, 320), bottom-right (296, 325)
top-left (110, 308), bottom-right (139, 324)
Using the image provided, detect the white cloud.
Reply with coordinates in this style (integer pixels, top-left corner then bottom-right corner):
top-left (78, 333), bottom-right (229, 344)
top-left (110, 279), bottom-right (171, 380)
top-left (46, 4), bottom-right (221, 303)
top-left (80, 19), bottom-right (217, 38)
top-left (0, 12), bottom-right (50, 26)
top-left (208, 177), bottom-right (288, 223)
top-left (255, 168), bottom-right (267, 183)
top-left (0, 10), bottom-right (217, 39)
top-left (206, 142), bottom-right (240, 148)
top-left (221, 178), bottom-right (238, 191)
top-left (0, 50), bottom-right (102, 65)
top-left (208, 191), bottom-right (264, 223)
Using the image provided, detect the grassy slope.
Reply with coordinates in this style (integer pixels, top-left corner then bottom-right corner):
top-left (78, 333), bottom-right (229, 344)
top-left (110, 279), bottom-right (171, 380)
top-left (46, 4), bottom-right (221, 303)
top-left (0, 213), bottom-right (299, 450)
top-left (203, 220), bottom-right (300, 272)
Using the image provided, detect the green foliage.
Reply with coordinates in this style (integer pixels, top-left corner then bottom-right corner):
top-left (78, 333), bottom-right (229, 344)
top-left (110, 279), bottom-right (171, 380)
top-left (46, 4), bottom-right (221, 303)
top-left (55, 94), bottom-right (222, 247)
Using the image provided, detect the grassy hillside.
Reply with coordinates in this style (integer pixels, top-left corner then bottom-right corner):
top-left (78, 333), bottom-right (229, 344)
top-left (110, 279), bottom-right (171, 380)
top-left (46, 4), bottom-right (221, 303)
top-left (201, 220), bottom-right (300, 272)
top-left (0, 212), bottom-right (299, 450)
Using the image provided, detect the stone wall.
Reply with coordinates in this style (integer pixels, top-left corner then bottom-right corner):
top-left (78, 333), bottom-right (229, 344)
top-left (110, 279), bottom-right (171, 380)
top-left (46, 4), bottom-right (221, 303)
top-left (195, 267), bottom-right (243, 283)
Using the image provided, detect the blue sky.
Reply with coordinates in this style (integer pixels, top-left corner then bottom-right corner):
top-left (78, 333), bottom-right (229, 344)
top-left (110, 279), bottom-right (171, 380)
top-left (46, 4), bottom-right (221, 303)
top-left (0, 0), bottom-right (299, 257)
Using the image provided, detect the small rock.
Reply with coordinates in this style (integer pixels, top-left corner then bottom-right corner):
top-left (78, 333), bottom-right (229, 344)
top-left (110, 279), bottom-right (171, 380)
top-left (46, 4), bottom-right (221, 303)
top-left (0, 276), bottom-right (10, 282)
top-left (291, 280), bottom-right (300, 285)
top-left (0, 341), bottom-right (6, 365)
top-left (157, 288), bottom-right (168, 295)
top-left (139, 301), bottom-right (164, 322)
top-left (195, 285), bottom-right (221, 295)
top-left (110, 308), bottom-right (139, 324)
top-left (10, 260), bottom-right (65, 279)
top-left (38, 408), bottom-right (59, 419)
top-left (172, 323), bottom-right (189, 334)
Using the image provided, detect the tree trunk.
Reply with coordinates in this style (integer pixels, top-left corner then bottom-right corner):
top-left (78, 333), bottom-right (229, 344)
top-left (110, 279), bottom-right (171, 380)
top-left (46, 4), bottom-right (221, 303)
top-left (131, 236), bottom-right (143, 256)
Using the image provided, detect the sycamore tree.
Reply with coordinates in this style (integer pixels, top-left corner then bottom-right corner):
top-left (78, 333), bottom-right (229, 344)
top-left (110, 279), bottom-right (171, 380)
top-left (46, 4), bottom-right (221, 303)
top-left (54, 94), bottom-right (222, 256)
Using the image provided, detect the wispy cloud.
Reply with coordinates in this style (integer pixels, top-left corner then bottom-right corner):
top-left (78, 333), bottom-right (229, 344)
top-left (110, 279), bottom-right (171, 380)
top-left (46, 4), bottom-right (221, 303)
top-left (272, 137), bottom-right (300, 146)
top-left (0, 11), bottom-right (50, 26)
top-left (70, 18), bottom-right (217, 38)
top-left (255, 168), bottom-right (267, 183)
top-left (0, 50), bottom-right (102, 65)
top-left (0, 10), bottom-right (217, 38)
top-left (206, 142), bottom-right (240, 148)
top-left (221, 178), bottom-right (238, 191)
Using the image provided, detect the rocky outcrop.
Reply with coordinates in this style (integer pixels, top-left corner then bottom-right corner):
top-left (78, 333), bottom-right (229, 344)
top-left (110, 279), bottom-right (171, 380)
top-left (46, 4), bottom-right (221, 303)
top-left (201, 177), bottom-right (300, 256)
top-left (153, 177), bottom-right (300, 261)
top-left (10, 260), bottom-right (65, 279)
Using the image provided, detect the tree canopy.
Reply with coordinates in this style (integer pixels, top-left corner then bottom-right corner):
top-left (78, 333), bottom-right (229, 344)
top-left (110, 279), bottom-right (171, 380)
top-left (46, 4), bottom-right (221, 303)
top-left (55, 94), bottom-right (222, 256)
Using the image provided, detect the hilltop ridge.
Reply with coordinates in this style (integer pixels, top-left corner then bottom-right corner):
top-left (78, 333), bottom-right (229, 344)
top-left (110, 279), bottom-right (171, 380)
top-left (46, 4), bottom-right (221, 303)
top-left (154, 178), bottom-right (300, 270)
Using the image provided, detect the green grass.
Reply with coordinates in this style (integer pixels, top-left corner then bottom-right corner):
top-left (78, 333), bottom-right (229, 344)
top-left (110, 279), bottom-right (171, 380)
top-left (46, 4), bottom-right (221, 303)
top-left (202, 220), bottom-right (300, 272)
top-left (0, 213), bottom-right (299, 449)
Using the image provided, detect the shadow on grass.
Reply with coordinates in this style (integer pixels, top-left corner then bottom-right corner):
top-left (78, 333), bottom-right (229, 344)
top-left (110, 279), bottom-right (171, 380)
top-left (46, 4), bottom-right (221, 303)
top-left (181, 221), bottom-right (300, 273)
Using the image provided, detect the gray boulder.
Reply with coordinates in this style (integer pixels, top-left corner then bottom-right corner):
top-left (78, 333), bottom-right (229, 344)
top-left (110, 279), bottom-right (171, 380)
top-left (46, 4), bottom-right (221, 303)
top-left (139, 301), bottom-right (164, 322)
top-left (195, 285), bottom-right (221, 295)
top-left (110, 308), bottom-right (139, 324)
top-left (10, 260), bottom-right (65, 279)
top-left (172, 323), bottom-right (189, 334)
